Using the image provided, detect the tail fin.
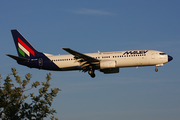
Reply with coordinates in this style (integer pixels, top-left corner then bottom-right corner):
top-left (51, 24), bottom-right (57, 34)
top-left (11, 29), bottom-right (40, 58)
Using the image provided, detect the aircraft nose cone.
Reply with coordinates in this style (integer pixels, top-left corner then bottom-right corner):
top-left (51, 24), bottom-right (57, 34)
top-left (168, 55), bottom-right (173, 62)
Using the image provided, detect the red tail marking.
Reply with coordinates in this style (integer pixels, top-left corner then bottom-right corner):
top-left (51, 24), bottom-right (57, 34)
top-left (18, 38), bottom-right (35, 56)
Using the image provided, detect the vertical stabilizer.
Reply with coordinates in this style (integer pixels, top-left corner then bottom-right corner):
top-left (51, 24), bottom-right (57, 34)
top-left (11, 30), bottom-right (40, 58)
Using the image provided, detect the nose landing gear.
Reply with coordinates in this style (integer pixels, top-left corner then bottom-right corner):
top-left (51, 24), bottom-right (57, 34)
top-left (155, 67), bottom-right (158, 72)
top-left (155, 64), bottom-right (164, 72)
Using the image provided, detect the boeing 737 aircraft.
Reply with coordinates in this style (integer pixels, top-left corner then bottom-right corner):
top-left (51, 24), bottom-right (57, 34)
top-left (7, 30), bottom-right (173, 78)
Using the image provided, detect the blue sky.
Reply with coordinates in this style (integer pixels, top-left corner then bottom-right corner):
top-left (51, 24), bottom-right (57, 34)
top-left (0, 0), bottom-right (180, 120)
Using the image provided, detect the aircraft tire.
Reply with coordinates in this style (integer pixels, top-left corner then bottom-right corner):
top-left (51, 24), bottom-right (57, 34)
top-left (90, 73), bottom-right (95, 78)
top-left (88, 70), bottom-right (95, 78)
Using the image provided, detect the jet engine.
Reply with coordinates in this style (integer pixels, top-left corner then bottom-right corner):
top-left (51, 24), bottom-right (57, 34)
top-left (99, 60), bottom-right (119, 74)
top-left (100, 68), bottom-right (119, 74)
top-left (100, 60), bottom-right (116, 69)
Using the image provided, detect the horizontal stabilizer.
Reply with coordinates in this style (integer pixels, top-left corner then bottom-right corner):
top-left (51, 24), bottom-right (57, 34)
top-left (6, 54), bottom-right (30, 62)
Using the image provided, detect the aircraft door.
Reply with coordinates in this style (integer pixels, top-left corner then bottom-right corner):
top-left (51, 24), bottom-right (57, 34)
top-left (151, 53), bottom-right (155, 59)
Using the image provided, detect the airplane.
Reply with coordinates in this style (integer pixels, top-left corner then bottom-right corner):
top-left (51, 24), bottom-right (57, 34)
top-left (7, 29), bottom-right (173, 78)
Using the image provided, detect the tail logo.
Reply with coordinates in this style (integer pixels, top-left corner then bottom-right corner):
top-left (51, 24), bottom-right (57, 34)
top-left (18, 38), bottom-right (35, 57)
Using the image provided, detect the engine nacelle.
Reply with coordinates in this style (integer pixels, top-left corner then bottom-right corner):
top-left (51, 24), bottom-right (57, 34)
top-left (100, 60), bottom-right (116, 69)
top-left (100, 68), bottom-right (119, 74)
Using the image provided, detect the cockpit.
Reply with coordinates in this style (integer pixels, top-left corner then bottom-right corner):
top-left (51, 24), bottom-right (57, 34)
top-left (159, 53), bottom-right (166, 55)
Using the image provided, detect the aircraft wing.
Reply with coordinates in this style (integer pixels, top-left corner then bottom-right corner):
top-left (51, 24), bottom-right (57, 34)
top-left (62, 48), bottom-right (99, 62)
top-left (62, 48), bottom-right (99, 70)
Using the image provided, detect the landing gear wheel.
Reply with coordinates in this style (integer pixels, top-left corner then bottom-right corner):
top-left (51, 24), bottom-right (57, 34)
top-left (155, 68), bottom-right (158, 72)
top-left (90, 73), bottom-right (95, 78)
top-left (88, 70), bottom-right (96, 78)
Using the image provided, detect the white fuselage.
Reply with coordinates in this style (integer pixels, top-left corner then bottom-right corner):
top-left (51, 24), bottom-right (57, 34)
top-left (46, 50), bottom-right (168, 70)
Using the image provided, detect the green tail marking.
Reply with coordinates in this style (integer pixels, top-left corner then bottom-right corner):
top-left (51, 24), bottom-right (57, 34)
top-left (18, 48), bottom-right (25, 57)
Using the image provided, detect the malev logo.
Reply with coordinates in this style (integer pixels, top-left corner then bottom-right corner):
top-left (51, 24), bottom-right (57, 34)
top-left (123, 50), bottom-right (148, 55)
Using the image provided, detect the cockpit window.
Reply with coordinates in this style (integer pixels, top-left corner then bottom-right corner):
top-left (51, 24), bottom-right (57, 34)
top-left (159, 53), bottom-right (166, 55)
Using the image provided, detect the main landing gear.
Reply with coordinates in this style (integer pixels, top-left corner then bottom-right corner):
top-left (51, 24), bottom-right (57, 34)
top-left (88, 69), bottom-right (95, 78)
